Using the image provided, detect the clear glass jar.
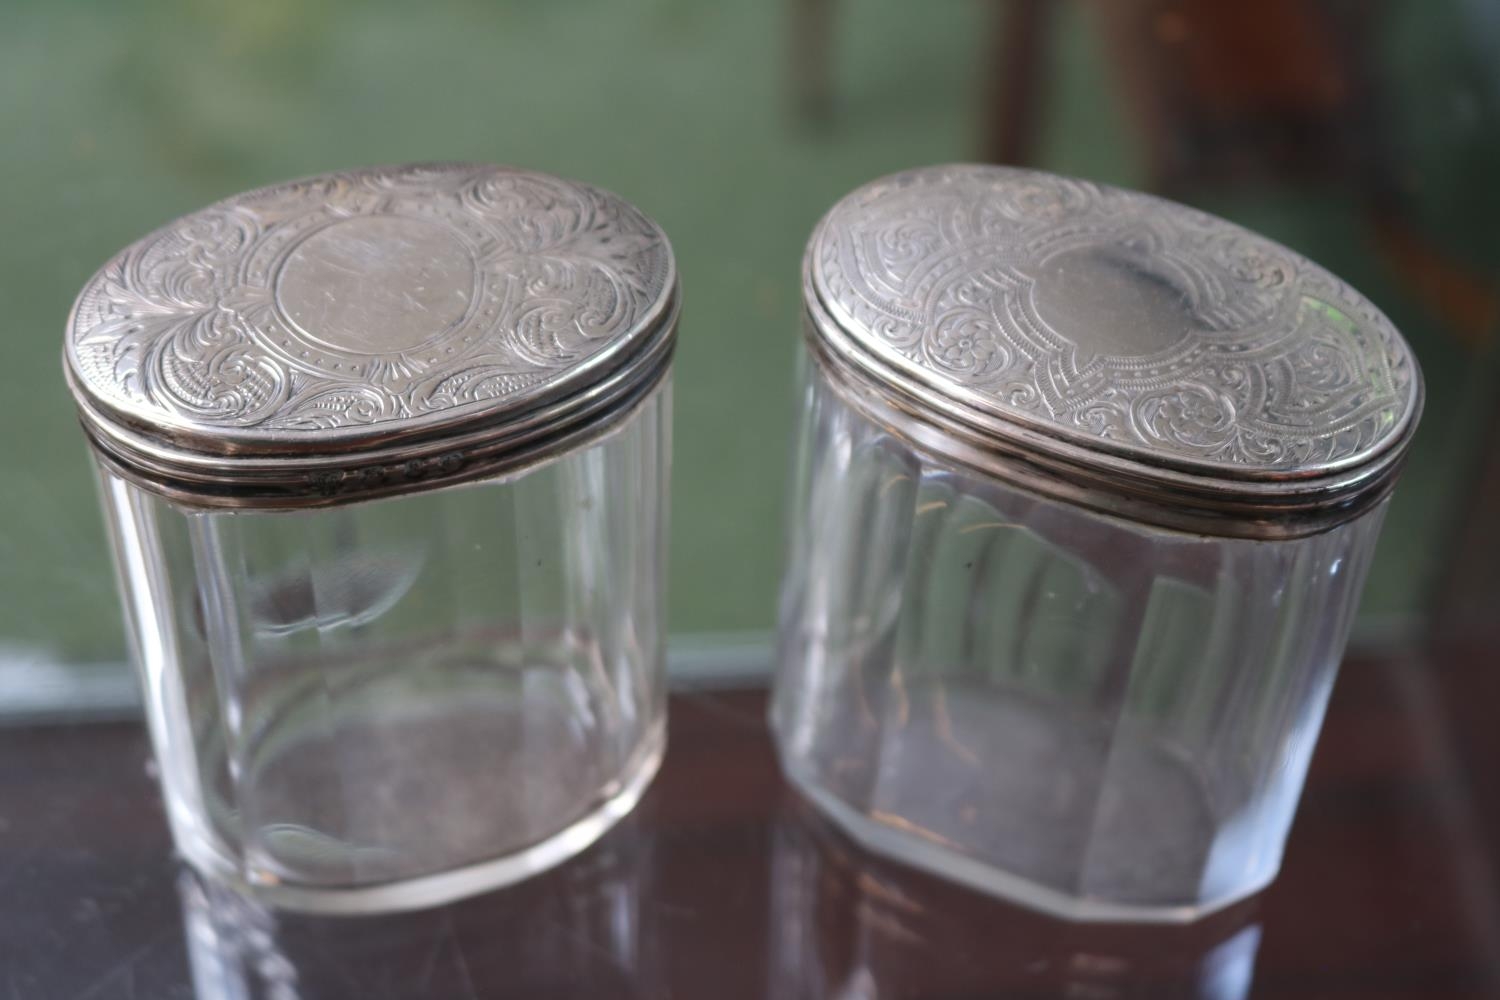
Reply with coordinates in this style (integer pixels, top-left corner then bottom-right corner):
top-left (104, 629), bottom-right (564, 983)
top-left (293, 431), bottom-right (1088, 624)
top-left (773, 361), bottom-right (1382, 921)
top-left (65, 164), bottom-right (678, 912)
top-left (774, 165), bottom-right (1422, 922)
top-left (98, 381), bottom-right (668, 912)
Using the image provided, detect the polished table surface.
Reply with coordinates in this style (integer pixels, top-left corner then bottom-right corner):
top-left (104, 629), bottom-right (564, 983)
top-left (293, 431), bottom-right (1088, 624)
top-left (2, 642), bottom-right (1498, 999)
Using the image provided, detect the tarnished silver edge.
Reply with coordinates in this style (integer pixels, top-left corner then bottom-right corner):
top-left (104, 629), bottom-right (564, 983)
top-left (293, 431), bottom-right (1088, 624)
top-left (79, 300), bottom-right (678, 509)
top-left (804, 303), bottom-right (1413, 541)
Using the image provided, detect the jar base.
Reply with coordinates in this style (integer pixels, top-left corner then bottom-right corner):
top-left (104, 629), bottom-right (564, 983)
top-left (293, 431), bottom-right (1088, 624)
top-left (778, 752), bottom-right (1272, 925)
top-left (178, 725), bottom-right (665, 915)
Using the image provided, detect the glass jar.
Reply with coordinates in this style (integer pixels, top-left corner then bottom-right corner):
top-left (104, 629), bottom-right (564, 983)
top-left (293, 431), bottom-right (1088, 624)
top-left (773, 165), bottom-right (1422, 923)
top-left (64, 164), bottom-right (678, 913)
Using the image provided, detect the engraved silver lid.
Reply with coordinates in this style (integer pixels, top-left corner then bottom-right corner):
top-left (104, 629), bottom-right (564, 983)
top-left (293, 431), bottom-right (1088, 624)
top-left (65, 163), bottom-right (678, 507)
top-left (804, 164), bottom-right (1422, 537)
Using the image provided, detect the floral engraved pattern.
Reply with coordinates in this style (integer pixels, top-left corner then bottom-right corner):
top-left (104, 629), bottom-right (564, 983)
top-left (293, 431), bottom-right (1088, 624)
top-left (812, 165), bottom-right (1419, 474)
top-left (68, 164), bottom-right (674, 437)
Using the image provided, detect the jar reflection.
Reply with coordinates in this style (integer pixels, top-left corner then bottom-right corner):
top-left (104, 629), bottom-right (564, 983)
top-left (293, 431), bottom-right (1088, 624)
top-left (768, 801), bottom-right (1262, 1000)
top-left (177, 814), bottom-right (659, 1000)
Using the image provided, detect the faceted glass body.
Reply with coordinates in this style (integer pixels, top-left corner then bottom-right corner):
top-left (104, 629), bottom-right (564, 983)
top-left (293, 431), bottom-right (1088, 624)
top-left (772, 360), bottom-right (1384, 922)
top-left (98, 381), bottom-right (671, 913)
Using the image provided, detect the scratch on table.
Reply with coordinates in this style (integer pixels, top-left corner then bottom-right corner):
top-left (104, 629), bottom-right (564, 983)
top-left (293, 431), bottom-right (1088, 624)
top-left (536, 912), bottom-right (648, 987)
top-left (0, 803), bottom-right (84, 899)
top-left (67, 927), bottom-right (170, 1000)
top-left (673, 689), bottom-right (761, 729)
top-left (414, 920), bottom-right (450, 991)
top-left (445, 911), bottom-right (481, 1000)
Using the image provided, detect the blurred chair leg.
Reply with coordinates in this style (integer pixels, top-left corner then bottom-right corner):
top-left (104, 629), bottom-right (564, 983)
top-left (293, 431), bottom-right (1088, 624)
top-left (1429, 361), bottom-right (1500, 646)
top-left (790, 0), bottom-right (837, 126)
top-left (981, 0), bottom-right (1057, 165)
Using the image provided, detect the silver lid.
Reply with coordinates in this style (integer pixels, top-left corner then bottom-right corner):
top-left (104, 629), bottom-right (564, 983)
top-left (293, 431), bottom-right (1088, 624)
top-left (804, 164), bottom-right (1423, 537)
top-left (65, 163), bottom-right (678, 507)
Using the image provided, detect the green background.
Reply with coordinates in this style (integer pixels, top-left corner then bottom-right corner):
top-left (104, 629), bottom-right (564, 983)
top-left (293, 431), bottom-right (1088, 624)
top-left (3, 0), bottom-right (1496, 664)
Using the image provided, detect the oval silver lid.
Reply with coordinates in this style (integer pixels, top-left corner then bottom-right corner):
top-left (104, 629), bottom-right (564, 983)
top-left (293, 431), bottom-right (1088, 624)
top-left (805, 164), bottom-right (1423, 537)
top-left (65, 163), bottom-right (678, 507)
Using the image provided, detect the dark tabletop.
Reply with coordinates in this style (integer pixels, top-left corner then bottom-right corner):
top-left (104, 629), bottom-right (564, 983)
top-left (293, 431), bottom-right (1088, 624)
top-left (2, 641), bottom-right (1498, 1000)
